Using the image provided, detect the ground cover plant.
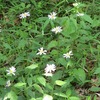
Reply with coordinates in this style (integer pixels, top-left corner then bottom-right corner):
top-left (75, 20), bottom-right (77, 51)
top-left (0, 0), bottom-right (100, 100)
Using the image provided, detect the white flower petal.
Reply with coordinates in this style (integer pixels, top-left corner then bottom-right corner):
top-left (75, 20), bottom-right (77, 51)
top-left (37, 47), bottom-right (47, 55)
top-left (48, 12), bottom-right (57, 20)
top-left (63, 51), bottom-right (73, 59)
top-left (43, 72), bottom-right (53, 77)
top-left (6, 80), bottom-right (11, 87)
top-left (51, 26), bottom-right (62, 34)
top-left (45, 64), bottom-right (56, 73)
top-left (19, 12), bottom-right (30, 19)
top-left (76, 13), bottom-right (84, 16)
top-left (43, 94), bottom-right (53, 100)
top-left (73, 3), bottom-right (80, 7)
top-left (6, 66), bottom-right (16, 76)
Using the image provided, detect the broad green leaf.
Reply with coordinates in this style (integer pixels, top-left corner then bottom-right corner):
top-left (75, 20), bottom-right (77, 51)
top-left (27, 77), bottom-right (32, 86)
top-left (0, 78), bottom-right (5, 85)
top-left (55, 80), bottom-right (66, 86)
top-left (62, 18), bottom-right (76, 37)
top-left (21, 22), bottom-right (29, 26)
top-left (18, 39), bottom-right (27, 49)
top-left (54, 92), bottom-right (67, 98)
top-left (33, 84), bottom-right (43, 94)
top-left (94, 67), bottom-right (100, 74)
top-left (3, 42), bottom-right (11, 49)
top-left (52, 71), bottom-right (63, 82)
top-left (73, 68), bottom-right (86, 83)
top-left (4, 91), bottom-right (18, 100)
top-left (26, 89), bottom-right (35, 98)
top-left (30, 98), bottom-right (36, 100)
top-left (57, 58), bottom-right (67, 66)
top-left (25, 64), bottom-right (38, 70)
top-left (82, 14), bottom-right (93, 23)
top-left (86, 96), bottom-right (91, 100)
top-left (0, 53), bottom-right (7, 61)
top-left (89, 86), bottom-right (100, 92)
top-left (37, 76), bottom-right (46, 86)
top-left (69, 96), bottom-right (80, 100)
top-left (42, 19), bottom-right (50, 30)
top-left (66, 89), bottom-right (71, 97)
top-left (14, 82), bottom-right (26, 88)
top-left (47, 40), bottom-right (58, 49)
top-left (20, 2), bottom-right (25, 8)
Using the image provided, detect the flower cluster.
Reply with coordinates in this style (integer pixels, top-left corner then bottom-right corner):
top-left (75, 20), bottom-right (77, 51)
top-left (35, 12), bottom-right (74, 77)
top-left (73, 2), bottom-right (84, 16)
top-left (6, 66), bottom-right (16, 87)
top-left (19, 12), bottom-right (30, 19)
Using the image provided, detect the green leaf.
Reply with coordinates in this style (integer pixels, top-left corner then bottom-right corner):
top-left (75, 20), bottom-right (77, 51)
top-left (86, 96), bottom-right (91, 100)
top-left (21, 22), bottom-right (29, 26)
top-left (30, 98), bottom-right (36, 100)
top-left (66, 89), bottom-right (71, 97)
top-left (37, 76), bottom-right (46, 86)
top-left (94, 67), bottom-right (100, 74)
top-left (20, 2), bottom-right (25, 8)
top-left (52, 71), bottom-right (63, 82)
top-left (25, 64), bottom-right (38, 70)
top-left (62, 18), bottom-right (76, 37)
top-left (69, 96), bottom-right (80, 100)
top-left (47, 40), bottom-right (58, 49)
top-left (18, 39), bottom-right (27, 49)
top-left (27, 77), bottom-right (32, 86)
top-left (3, 42), bottom-right (11, 49)
top-left (4, 91), bottom-right (18, 100)
top-left (14, 82), bottom-right (26, 88)
top-left (57, 58), bottom-right (67, 66)
top-left (89, 86), bottom-right (100, 92)
top-left (55, 80), bottom-right (66, 86)
top-left (82, 14), bottom-right (93, 23)
top-left (33, 84), bottom-right (43, 94)
top-left (0, 78), bottom-right (5, 85)
top-left (42, 19), bottom-right (50, 30)
top-left (73, 68), bottom-right (86, 83)
top-left (54, 92), bottom-right (67, 98)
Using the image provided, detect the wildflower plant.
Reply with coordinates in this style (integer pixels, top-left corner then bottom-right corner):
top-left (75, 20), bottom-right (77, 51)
top-left (0, 0), bottom-right (100, 100)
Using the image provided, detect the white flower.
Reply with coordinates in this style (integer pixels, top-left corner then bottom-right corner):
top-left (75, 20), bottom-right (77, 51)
top-left (45, 64), bottom-right (56, 73)
top-left (43, 72), bottom-right (53, 77)
top-left (19, 12), bottom-right (30, 19)
top-left (6, 80), bottom-right (11, 87)
top-left (6, 66), bottom-right (16, 76)
top-left (37, 47), bottom-right (47, 55)
top-left (76, 12), bottom-right (84, 16)
top-left (43, 94), bottom-right (53, 100)
top-left (48, 12), bottom-right (57, 20)
top-left (51, 26), bottom-right (62, 34)
top-left (73, 3), bottom-right (80, 7)
top-left (63, 51), bottom-right (73, 59)
top-left (25, 12), bottom-right (30, 17)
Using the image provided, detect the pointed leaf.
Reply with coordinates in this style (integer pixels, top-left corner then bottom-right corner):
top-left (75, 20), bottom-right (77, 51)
top-left (25, 64), bottom-right (38, 70)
